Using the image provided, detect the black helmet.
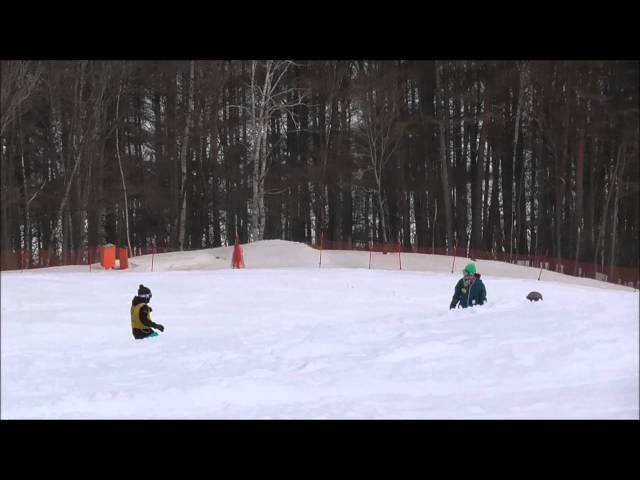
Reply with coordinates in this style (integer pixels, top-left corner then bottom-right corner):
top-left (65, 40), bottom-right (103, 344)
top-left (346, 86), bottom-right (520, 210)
top-left (138, 284), bottom-right (152, 301)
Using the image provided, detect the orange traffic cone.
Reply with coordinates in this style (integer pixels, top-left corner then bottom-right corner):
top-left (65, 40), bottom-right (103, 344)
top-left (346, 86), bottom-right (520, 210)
top-left (231, 235), bottom-right (245, 269)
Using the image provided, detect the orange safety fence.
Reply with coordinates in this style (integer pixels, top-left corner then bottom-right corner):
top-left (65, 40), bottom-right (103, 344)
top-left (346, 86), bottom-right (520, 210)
top-left (0, 244), bottom-right (234, 273)
top-left (0, 248), bottom-right (102, 271)
top-left (311, 239), bottom-right (640, 289)
top-left (2, 241), bottom-right (638, 289)
top-left (0, 246), bottom-right (132, 272)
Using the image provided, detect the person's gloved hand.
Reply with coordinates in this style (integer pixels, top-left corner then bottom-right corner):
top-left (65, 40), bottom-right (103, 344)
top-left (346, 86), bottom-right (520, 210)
top-left (156, 324), bottom-right (164, 332)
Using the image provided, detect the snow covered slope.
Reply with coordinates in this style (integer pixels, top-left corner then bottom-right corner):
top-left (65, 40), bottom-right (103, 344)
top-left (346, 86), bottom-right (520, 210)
top-left (1, 241), bottom-right (638, 418)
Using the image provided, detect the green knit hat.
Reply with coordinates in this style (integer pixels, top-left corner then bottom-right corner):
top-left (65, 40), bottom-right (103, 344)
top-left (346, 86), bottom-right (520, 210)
top-left (463, 263), bottom-right (477, 275)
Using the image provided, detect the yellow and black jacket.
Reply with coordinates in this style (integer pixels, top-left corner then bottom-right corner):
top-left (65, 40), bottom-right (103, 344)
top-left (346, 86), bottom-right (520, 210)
top-left (131, 296), bottom-right (160, 339)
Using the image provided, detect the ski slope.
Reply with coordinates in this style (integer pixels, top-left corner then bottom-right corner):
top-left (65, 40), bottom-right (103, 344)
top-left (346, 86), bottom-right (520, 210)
top-left (1, 240), bottom-right (638, 419)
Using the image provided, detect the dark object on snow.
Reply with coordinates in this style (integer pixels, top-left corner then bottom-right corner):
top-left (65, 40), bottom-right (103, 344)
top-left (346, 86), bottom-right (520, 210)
top-left (526, 291), bottom-right (543, 302)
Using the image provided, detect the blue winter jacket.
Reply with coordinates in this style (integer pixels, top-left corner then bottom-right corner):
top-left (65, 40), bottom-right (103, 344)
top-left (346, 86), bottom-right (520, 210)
top-left (450, 274), bottom-right (487, 309)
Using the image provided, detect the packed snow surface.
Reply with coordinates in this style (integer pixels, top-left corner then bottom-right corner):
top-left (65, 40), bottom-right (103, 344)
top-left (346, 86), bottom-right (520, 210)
top-left (2, 240), bottom-right (638, 418)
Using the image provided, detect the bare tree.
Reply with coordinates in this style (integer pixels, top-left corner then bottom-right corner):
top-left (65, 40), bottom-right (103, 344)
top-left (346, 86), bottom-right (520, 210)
top-left (471, 90), bottom-right (488, 251)
top-left (510, 61), bottom-right (527, 256)
top-left (2, 60), bottom-right (638, 276)
top-left (353, 61), bottom-right (403, 244)
top-left (178, 60), bottom-right (196, 250)
top-left (1, 61), bottom-right (42, 258)
top-left (47, 61), bottom-right (90, 265)
top-left (241, 60), bottom-right (306, 241)
top-left (0, 61), bottom-right (42, 137)
top-left (594, 143), bottom-right (623, 268)
top-left (435, 60), bottom-right (454, 250)
top-left (115, 64), bottom-right (133, 256)
top-left (19, 128), bottom-right (46, 266)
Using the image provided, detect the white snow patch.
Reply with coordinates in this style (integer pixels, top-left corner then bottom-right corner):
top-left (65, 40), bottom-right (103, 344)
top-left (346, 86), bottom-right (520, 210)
top-left (1, 240), bottom-right (638, 419)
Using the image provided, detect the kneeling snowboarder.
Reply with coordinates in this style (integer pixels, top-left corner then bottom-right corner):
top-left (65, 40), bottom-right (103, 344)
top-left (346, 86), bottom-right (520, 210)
top-left (131, 284), bottom-right (164, 339)
top-left (450, 263), bottom-right (487, 309)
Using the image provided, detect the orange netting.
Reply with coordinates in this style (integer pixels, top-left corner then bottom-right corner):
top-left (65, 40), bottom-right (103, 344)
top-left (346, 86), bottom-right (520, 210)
top-left (2, 240), bottom-right (637, 289)
top-left (312, 239), bottom-right (640, 289)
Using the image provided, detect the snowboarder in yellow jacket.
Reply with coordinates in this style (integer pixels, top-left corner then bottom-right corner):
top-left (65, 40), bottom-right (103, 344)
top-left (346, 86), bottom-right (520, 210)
top-left (131, 284), bottom-right (164, 339)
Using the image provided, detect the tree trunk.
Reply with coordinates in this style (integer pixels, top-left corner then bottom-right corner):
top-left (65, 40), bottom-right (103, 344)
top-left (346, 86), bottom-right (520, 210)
top-left (250, 60), bottom-right (270, 241)
top-left (609, 146), bottom-right (626, 278)
top-left (555, 67), bottom-right (570, 263)
top-left (482, 143), bottom-right (492, 250)
top-left (472, 101), bottom-right (487, 251)
top-left (178, 60), bottom-right (195, 250)
top-left (19, 122), bottom-right (32, 266)
top-left (594, 143), bottom-right (623, 267)
top-left (48, 61), bottom-right (86, 266)
top-left (115, 70), bottom-right (133, 256)
top-left (0, 134), bottom-right (11, 258)
top-left (166, 67), bottom-right (179, 248)
top-left (573, 128), bottom-right (585, 272)
top-left (209, 98), bottom-right (222, 248)
top-left (417, 60), bottom-right (436, 250)
top-left (510, 63), bottom-right (525, 256)
top-left (454, 89), bottom-right (467, 250)
top-left (375, 184), bottom-right (388, 244)
top-left (435, 61), bottom-right (454, 250)
top-left (489, 139), bottom-right (502, 252)
top-left (609, 174), bottom-right (620, 278)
